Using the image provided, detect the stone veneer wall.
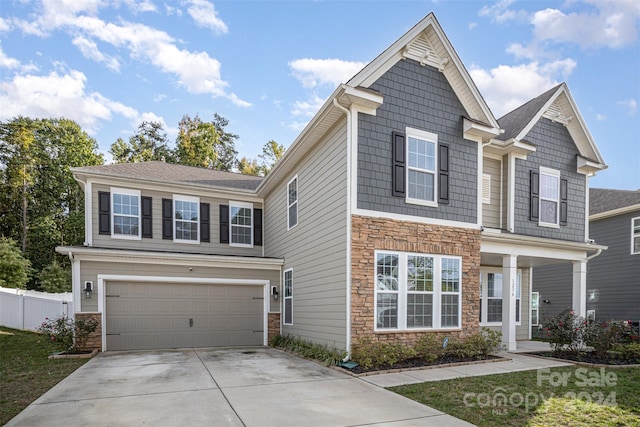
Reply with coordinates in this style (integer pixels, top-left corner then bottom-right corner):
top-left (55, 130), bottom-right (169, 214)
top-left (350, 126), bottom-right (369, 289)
top-left (75, 312), bottom-right (102, 352)
top-left (268, 312), bottom-right (281, 343)
top-left (351, 215), bottom-right (481, 345)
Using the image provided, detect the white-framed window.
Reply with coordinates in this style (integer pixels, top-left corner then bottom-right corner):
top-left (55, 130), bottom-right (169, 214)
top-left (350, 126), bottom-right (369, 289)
top-left (632, 217), bottom-right (640, 255)
top-left (287, 176), bottom-right (298, 230)
top-left (174, 195), bottom-right (199, 243)
top-left (479, 269), bottom-right (521, 325)
top-left (230, 201), bottom-right (253, 247)
top-left (283, 269), bottom-right (293, 325)
top-left (111, 188), bottom-right (141, 239)
top-left (406, 128), bottom-right (438, 206)
top-left (531, 291), bottom-right (539, 326)
top-left (375, 250), bottom-right (461, 331)
top-left (539, 167), bottom-right (560, 227)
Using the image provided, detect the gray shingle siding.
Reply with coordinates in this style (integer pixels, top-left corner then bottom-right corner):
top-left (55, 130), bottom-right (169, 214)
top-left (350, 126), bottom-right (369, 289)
top-left (357, 59), bottom-right (477, 223)
top-left (514, 118), bottom-right (586, 241)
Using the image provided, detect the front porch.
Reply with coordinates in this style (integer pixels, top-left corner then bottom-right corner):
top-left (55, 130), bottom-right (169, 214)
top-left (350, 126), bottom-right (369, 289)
top-left (481, 232), bottom-right (605, 351)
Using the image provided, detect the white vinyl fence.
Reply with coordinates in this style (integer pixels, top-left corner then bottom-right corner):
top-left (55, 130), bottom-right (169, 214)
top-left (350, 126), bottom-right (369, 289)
top-left (0, 286), bottom-right (74, 331)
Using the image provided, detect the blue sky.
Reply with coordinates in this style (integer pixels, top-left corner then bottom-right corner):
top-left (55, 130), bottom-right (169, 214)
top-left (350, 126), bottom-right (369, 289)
top-left (1, 0), bottom-right (638, 190)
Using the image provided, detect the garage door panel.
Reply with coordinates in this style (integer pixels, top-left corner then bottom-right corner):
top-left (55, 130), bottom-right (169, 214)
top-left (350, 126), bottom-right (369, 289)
top-left (106, 282), bottom-right (264, 351)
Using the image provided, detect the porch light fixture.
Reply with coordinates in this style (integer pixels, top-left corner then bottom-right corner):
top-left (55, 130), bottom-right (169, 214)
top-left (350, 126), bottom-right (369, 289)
top-left (271, 286), bottom-right (279, 300)
top-left (84, 281), bottom-right (93, 299)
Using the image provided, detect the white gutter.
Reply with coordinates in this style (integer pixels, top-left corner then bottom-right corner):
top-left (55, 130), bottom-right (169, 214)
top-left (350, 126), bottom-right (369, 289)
top-left (586, 248), bottom-right (603, 261)
top-left (333, 98), bottom-right (353, 361)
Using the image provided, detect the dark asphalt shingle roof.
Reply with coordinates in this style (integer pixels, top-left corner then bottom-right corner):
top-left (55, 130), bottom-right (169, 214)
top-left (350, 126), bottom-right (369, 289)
top-left (497, 84), bottom-right (561, 141)
top-left (72, 161), bottom-right (263, 191)
top-left (590, 188), bottom-right (640, 215)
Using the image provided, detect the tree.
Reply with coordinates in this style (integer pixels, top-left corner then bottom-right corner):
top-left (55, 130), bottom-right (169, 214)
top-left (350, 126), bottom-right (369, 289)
top-left (0, 237), bottom-right (31, 289)
top-left (175, 114), bottom-right (238, 171)
top-left (110, 121), bottom-right (173, 163)
top-left (237, 140), bottom-right (286, 177)
top-left (0, 117), bottom-right (103, 288)
top-left (38, 259), bottom-right (71, 293)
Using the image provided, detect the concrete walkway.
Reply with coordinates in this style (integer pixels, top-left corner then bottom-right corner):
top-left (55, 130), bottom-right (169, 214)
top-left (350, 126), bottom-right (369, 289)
top-left (7, 342), bottom-right (571, 427)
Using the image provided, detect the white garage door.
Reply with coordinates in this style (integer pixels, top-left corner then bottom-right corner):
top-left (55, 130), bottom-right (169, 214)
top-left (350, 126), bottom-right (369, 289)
top-left (105, 281), bottom-right (264, 351)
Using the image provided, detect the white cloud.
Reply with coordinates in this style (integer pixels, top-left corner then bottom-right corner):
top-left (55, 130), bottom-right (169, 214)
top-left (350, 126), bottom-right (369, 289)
top-left (470, 60), bottom-right (576, 117)
top-left (291, 94), bottom-right (325, 118)
top-left (153, 93), bottom-right (167, 102)
top-left (0, 69), bottom-right (156, 134)
top-left (121, 0), bottom-right (158, 13)
top-left (0, 46), bottom-right (20, 69)
top-left (72, 36), bottom-right (121, 71)
top-left (165, 4), bottom-right (183, 16)
top-left (186, 0), bottom-right (228, 34)
top-left (618, 99), bottom-right (638, 114)
top-left (289, 58), bottom-right (367, 88)
top-left (285, 120), bottom-right (308, 132)
top-left (478, 0), bottom-right (528, 23)
top-left (0, 17), bottom-right (11, 32)
top-left (531, 2), bottom-right (640, 49)
top-left (16, 4), bottom-right (249, 107)
top-left (468, 22), bottom-right (478, 30)
top-left (596, 113), bottom-right (607, 121)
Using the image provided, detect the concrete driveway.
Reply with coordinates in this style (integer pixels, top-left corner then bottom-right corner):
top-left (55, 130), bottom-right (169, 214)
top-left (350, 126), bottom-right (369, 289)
top-left (7, 347), bottom-right (473, 427)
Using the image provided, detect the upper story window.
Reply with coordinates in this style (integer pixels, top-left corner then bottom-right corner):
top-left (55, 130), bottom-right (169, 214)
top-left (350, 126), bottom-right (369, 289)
top-left (632, 217), bottom-right (640, 255)
top-left (406, 128), bottom-right (438, 206)
top-left (230, 201), bottom-right (253, 247)
top-left (539, 167), bottom-right (560, 227)
top-left (287, 176), bottom-right (298, 230)
top-left (174, 195), bottom-right (199, 243)
top-left (111, 188), bottom-right (141, 239)
top-left (375, 250), bottom-right (461, 331)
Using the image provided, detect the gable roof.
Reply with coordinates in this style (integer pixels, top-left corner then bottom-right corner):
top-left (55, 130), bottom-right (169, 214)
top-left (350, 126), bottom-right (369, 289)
top-left (347, 13), bottom-right (500, 130)
top-left (496, 83), bottom-right (606, 170)
top-left (590, 188), bottom-right (640, 218)
top-left (72, 161), bottom-right (263, 191)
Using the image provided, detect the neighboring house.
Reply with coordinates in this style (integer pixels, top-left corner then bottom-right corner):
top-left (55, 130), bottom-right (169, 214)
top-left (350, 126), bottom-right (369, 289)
top-left (533, 188), bottom-right (640, 326)
top-left (57, 13), bottom-right (607, 354)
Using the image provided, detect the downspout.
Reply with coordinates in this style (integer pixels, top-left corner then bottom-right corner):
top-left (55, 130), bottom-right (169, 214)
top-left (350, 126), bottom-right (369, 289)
top-left (586, 249), bottom-right (602, 261)
top-left (333, 98), bottom-right (352, 361)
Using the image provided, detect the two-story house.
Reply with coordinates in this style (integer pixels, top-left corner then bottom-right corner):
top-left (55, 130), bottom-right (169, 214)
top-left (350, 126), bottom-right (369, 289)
top-left (533, 188), bottom-right (640, 326)
top-left (57, 13), bottom-right (606, 354)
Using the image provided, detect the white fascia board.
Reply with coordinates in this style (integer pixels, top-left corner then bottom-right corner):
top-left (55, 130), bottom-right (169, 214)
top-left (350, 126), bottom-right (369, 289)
top-left (73, 171), bottom-right (262, 203)
top-left (590, 204), bottom-right (640, 221)
top-left (463, 118), bottom-right (503, 143)
top-left (55, 246), bottom-right (284, 270)
top-left (514, 85), bottom-right (564, 142)
top-left (481, 232), bottom-right (607, 257)
top-left (485, 138), bottom-right (536, 158)
top-left (577, 155), bottom-right (607, 175)
top-left (353, 208), bottom-right (481, 230)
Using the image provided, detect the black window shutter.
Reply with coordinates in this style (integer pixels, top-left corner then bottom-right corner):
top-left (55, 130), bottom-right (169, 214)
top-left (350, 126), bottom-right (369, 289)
top-left (200, 203), bottom-right (210, 242)
top-left (141, 196), bottom-right (153, 238)
top-left (98, 191), bottom-right (110, 235)
top-left (254, 208), bottom-right (263, 246)
top-left (392, 131), bottom-right (406, 197)
top-left (162, 198), bottom-right (173, 240)
top-left (438, 144), bottom-right (450, 204)
top-left (530, 170), bottom-right (540, 221)
top-left (560, 178), bottom-right (568, 226)
top-left (219, 205), bottom-right (229, 244)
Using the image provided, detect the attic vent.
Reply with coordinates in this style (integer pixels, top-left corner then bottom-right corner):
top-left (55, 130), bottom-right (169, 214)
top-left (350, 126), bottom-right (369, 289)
top-left (403, 32), bottom-right (441, 69)
top-left (543, 101), bottom-right (572, 125)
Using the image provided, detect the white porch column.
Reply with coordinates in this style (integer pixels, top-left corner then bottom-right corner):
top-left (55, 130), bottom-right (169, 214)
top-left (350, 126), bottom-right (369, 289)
top-left (572, 260), bottom-right (587, 318)
top-left (501, 254), bottom-right (518, 351)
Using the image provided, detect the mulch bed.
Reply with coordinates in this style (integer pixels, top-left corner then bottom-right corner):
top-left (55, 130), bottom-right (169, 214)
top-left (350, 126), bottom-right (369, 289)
top-left (340, 354), bottom-right (505, 375)
top-left (526, 351), bottom-right (640, 366)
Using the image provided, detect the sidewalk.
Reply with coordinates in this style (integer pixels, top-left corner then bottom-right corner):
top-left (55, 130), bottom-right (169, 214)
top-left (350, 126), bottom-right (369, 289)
top-left (359, 341), bottom-right (573, 388)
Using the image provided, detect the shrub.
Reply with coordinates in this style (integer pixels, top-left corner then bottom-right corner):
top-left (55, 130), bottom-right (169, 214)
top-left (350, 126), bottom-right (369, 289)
top-left (584, 320), bottom-right (635, 358)
top-left (414, 334), bottom-right (444, 363)
top-left (38, 315), bottom-right (98, 353)
top-left (269, 334), bottom-right (346, 366)
top-left (541, 308), bottom-right (584, 354)
top-left (612, 342), bottom-right (640, 363)
top-left (351, 338), bottom-right (416, 370)
top-left (0, 237), bottom-right (31, 289)
top-left (38, 260), bottom-right (71, 293)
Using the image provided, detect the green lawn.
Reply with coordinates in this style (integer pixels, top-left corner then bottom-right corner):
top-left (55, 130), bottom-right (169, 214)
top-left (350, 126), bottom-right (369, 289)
top-left (0, 327), bottom-right (89, 425)
top-left (391, 366), bottom-right (640, 427)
